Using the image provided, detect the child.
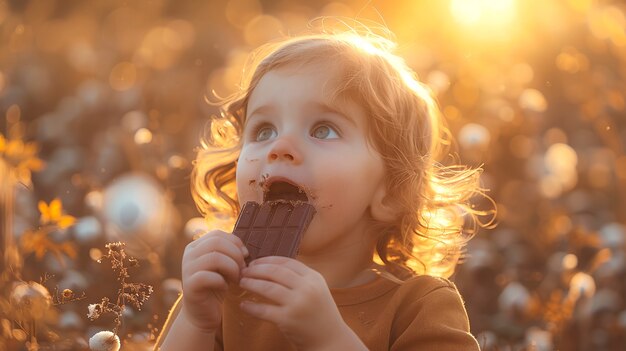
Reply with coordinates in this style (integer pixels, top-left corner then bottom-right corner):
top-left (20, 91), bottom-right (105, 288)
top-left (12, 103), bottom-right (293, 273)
top-left (155, 20), bottom-right (490, 350)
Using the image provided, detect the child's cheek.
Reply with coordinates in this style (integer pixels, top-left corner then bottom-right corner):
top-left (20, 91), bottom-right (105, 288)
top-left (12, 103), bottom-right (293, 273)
top-left (235, 158), bottom-right (262, 204)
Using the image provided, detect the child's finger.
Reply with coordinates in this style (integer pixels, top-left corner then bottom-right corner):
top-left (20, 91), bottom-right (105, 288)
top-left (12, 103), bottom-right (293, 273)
top-left (241, 263), bottom-right (301, 289)
top-left (249, 256), bottom-right (309, 275)
top-left (185, 235), bottom-right (247, 269)
top-left (188, 230), bottom-right (248, 259)
top-left (186, 252), bottom-right (242, 284)
top-left (239, 299), bottom-right (282, 323)
top-left (239, 277), bottom-right (290, 303)
top-left (224, 233), bottom-right (249, 258)
top-left (187, 229), bottom-right (227, 247)
top-left (185, 270), bottom-right (228, 294)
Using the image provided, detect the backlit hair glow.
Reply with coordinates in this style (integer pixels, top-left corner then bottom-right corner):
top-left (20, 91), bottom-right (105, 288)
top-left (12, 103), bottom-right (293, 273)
top-left (192, 19), bottom-right (496, 278)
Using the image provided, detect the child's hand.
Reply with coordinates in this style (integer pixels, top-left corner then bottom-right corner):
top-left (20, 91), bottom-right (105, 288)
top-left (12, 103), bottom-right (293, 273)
top-left (181, 230), bottom-right (248, 333)
top-left (239, 256), bottom-right (361, 350)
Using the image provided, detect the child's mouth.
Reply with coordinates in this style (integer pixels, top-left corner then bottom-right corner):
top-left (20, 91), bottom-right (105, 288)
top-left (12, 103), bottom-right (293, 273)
top-left (263, 181), bottom-right (309, 203)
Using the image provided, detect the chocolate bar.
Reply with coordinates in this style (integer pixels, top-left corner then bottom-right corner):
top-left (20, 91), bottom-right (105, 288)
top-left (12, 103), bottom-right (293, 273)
top-left (233, 201), bottom-right (316, 263)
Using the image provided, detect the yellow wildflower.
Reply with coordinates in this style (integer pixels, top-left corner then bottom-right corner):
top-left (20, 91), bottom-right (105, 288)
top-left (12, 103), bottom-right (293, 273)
top-left (21, 229), bottom-right (77, 261)
top-left (20, 198), bottom-right (77, 262)
top-left (38, 198), bottom-right (76, 229)
top-left (0, 132), bottom-right (45, 184)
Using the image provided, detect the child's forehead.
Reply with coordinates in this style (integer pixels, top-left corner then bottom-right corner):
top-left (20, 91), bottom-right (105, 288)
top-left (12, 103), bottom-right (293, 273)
top-left (248, 63), bottom-right (361, 116)
top-left (259, 60), bottom-right (357, 97)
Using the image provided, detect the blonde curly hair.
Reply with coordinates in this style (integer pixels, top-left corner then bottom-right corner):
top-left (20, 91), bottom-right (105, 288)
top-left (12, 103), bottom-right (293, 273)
top-left (192, 20), bottom-right (495, 279)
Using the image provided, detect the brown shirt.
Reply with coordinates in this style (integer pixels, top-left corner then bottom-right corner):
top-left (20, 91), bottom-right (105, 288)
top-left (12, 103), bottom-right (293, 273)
top-left (155, 274), bottom-right (480, 350)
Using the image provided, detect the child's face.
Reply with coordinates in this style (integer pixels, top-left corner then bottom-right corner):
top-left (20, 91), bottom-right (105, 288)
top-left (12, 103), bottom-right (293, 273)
top-left (236, 63), bottom-right (388, 256)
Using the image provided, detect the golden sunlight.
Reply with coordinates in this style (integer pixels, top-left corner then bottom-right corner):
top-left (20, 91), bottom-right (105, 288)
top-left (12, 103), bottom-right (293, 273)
top-left (449, 0), bottom-right (517, 35)
top-left (2, 1), bottom-right (626, 349)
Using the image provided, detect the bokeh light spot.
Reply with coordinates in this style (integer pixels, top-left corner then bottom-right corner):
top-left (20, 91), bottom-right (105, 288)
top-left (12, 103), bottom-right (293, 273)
top-left (122, 110), bottom-right (148, 132)
top-left (6, 104), bottom-right (21, 124)
top-left (545, 143), bottom-right (578, 173)
top-left (556, 47), bottom-right (589, 73)
top-left (443, 105), bottom-right (461, 121)
top-left (109, 62), bottom-right (137, 91)
top-left (427, 70), bottom-right (451, 95)
top-left (519, 89), bottom-right (548, 112)
top-left (167, 155), bottom-right (187, 169)
top-left (540, 175), bottom-right (563, 199)
top-left (89, 248), bottom-right (103, 262)
top-left (541, 143), bottom-right (578, 198)
top-left (459, 123), bottom-right (491, 150)
top-left (562, 253), bottom-right (578, 270)
top-left (568, 272), bottom-right (596, 301)
top-left (134, 128), bottom-right (153, 144)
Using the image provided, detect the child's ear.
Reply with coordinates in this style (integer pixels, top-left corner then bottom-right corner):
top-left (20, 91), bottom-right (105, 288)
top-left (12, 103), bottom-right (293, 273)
top-left (370, 184), bottom-right (397, 222)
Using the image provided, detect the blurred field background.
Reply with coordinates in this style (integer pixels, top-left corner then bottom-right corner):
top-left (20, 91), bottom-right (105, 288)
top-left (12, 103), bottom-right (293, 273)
top-left (1, 0), bottom-right (625, 350)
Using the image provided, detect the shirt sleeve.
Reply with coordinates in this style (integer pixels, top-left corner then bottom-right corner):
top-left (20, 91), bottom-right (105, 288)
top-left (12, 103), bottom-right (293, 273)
top-left (390, 280), bottom-right (480, 351)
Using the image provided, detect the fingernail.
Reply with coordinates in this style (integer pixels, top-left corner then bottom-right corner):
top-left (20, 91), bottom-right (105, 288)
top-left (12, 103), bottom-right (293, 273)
top-left (241, 246), bottom-right (249, 257)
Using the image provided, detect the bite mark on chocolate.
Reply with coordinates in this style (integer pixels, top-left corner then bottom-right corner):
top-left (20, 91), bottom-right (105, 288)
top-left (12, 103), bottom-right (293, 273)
top-left (264, 181), bottom-right (309, 202)
top-left (255, 173), bottom-right (318, 204)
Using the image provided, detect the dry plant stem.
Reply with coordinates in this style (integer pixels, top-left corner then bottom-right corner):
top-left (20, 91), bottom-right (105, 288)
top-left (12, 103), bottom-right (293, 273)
top-left (106, 246), bottom-right (128, 334)
top-left (52, 286), bottom-right (86, 305)
top-left (0, 161), bottom-right (18, 274)
top-left (90, 242), bottom-right (153, 335)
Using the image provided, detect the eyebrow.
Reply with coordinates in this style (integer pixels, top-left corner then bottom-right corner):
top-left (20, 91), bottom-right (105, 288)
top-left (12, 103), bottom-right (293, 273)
top-left (247, 101), bottom-right (357, 126)
top-left (306, 101), bottom-right (357, 126)
top-left (246, 104), bottom-right (277, 121)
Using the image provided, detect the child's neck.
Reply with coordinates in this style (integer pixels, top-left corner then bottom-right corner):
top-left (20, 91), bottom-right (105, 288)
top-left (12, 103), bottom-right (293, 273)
top-left (297, 247), bottom-right (378, 289)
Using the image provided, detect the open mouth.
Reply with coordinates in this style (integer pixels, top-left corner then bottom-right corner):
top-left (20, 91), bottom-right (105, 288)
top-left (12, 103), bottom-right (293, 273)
top-left (263, 181), bottom-right (309, 203)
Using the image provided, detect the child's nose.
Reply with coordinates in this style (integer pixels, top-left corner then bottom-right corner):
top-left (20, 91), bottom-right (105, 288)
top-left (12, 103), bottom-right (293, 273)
top-left (267, 137), bottom-right (302, 164)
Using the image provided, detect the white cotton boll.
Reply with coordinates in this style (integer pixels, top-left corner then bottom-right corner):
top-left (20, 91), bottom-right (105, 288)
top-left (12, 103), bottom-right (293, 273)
top-left (10, 281), bottom-right (52, 320)
top-left (89, 331), bottom-right (120, 351)
top-left (101, 172), bottom-right (176, 258)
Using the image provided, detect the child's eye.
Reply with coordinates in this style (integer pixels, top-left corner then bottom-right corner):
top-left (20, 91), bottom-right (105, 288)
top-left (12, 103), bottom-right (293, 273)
top-left (255, 125), bottom-right (277, 141)
top-left (311, 124), bottom-right (339, 139)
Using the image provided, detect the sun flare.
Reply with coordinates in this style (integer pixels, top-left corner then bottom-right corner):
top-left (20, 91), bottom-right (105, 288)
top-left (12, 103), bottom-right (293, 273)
top-left (450, 0), bottom-right (517, 26)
